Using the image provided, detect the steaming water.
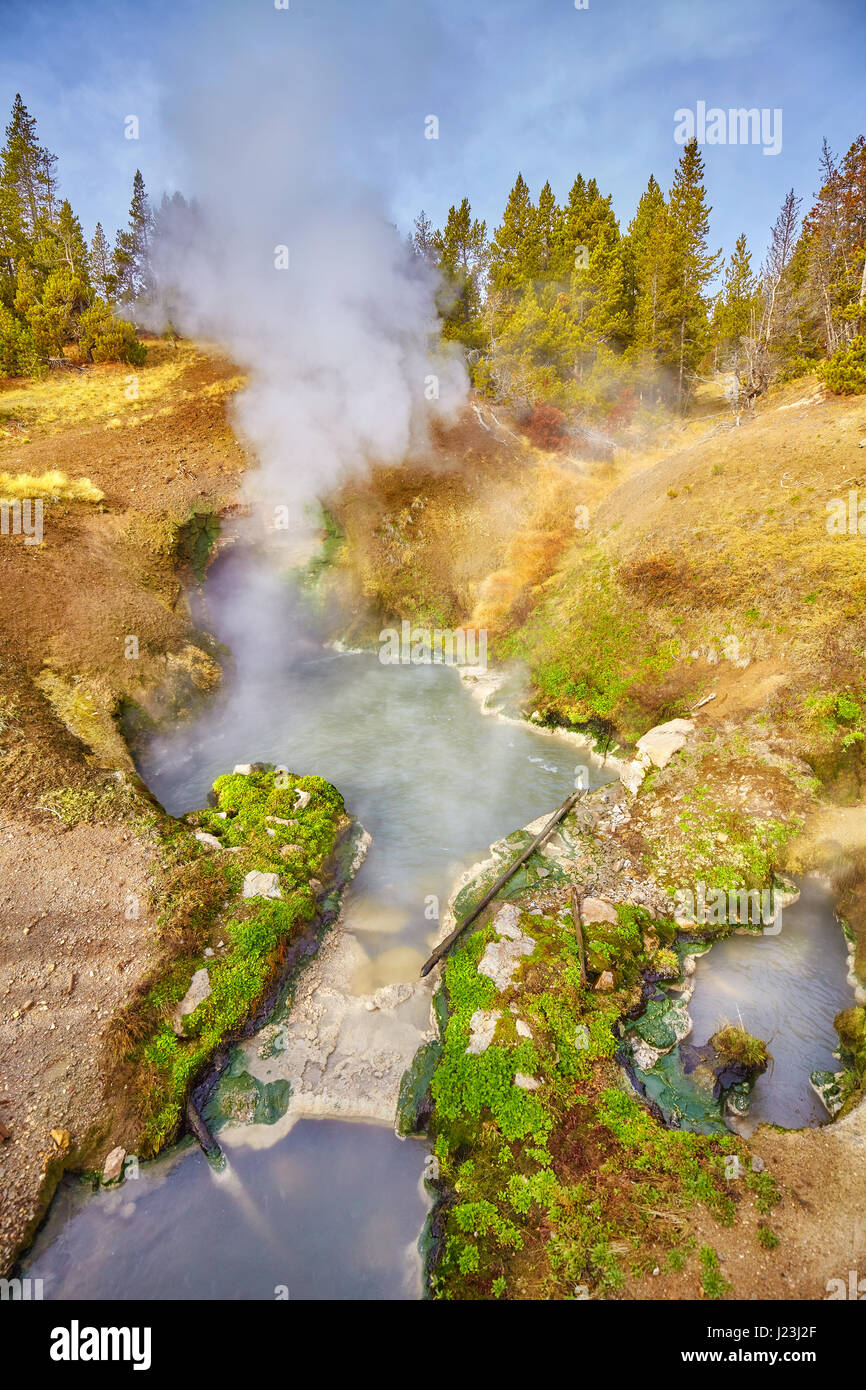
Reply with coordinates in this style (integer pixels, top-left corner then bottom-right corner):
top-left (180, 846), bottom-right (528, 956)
top-left (688, 877), bottom-right (855, 1135)
top-left (22, 548), bottom-right (615, 1300)
top-left (21, 551), bottom-right (855, 1296)
top-left (23, 1121), bottom-right (429, 1300)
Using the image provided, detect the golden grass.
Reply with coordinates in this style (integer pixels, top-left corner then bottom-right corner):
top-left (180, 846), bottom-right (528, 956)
top-left (0, 469), bottom-right (103, 502)
top-left (0, 341), bottom-right (205, 451)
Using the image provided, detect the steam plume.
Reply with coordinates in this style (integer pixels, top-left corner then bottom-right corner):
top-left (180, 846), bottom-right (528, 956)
top-left (149, 1), bottom-right (467, 517)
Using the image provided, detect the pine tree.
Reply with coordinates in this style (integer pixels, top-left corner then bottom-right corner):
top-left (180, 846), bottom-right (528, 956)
top-left (488, 173), bottom-right (536, 298)
top-left (532, 181), bottom-right (564, 279)
top-left (114, 169), bottom-right (153, 302)
top-left (90, 222), bottom-right (116, 300)
top-left (1, 94), bottom-right (57, 242)
top-left (793, 138), bottom-right (866, 355)
top-left (554, 174), bottom-right (590, 277)
top-left (55, 199), bottom-right (90, 280)
top-left (412, 210), bottom-right (437, 262)
top-left (625, 174), bottom-right (669, 373)
top-left (665, 139), bottom-right (722, 407)
top-left (713, 233), bottom-right (759, 371)
top-left (760, 188), bottom-right (802, 351)
top-left (432, 198), bottom-right (488, 348)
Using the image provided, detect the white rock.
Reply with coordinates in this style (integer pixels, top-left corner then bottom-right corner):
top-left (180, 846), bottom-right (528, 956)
top-left (491, 903), bottom-right (522, 940)
top-left (621, 757), bottom-right (650, 795)
top-left (514, 1073), bottom-right (540, 1090)
top-left (369, 982), bottom-right (414, 1012)
top-left (194, 830), bottom-right (223, 850)
top-left (173, 968), bottom-right (211, 1033)
top-left (233, 764), bottom-right (254, 775)
top-left (294, 788), bottom-right (311, 810)
top-left (242, 870), bottom-right (282, 900)
top-left (581, 897), bottom-right (618, 925)
top-left (594, 970), bottom-right (616, 992)
top-left (478, 932), bottom-right (535, 990)
top-left (466, 1009), bottom-right (501, 1055)
top-left (632, 1037), bottom-right (663, 1070)
top-left (635, 718), bottom-right (694, 770)
top-left (102, 1146), bottom-right (126, 1184)
top-left (515, 1019), bottom-right (533, 1039)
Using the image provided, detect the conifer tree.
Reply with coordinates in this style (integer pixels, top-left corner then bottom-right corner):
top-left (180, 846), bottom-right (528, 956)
top-left (114, 169), bottom-right (153, 302)
top-left (712, 233), bottom-right (759, 371)
top-left (1, 94), bottom-right (57, 242)
top-left (90, 222), bottom-right (116, 300)
top-left (432, 198), bottom-right (488, 348)
top-left (488, 173), bottom-right (536, 298)
top-left (55, 199), bottom-right (90, 280)
top-left (411, 210), bottom-right (437, 262)
top-left (665, 138), bottom-right (722, 407)
top-left (625, 174), bottom-right (669, 370)
top-left (532, 181), bottom-right (564, 279)
top-left (759, 188), bottom-right (801, 352)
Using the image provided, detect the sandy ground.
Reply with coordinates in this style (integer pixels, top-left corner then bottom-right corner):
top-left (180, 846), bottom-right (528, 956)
top-left (0, 817), bottom-right (157, 1270)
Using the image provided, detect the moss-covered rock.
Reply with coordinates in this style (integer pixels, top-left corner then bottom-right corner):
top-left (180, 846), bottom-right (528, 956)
top-left (111, 766), bottom-right (350, 1155)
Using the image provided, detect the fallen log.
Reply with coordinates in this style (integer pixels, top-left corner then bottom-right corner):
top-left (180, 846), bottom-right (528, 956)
top-left (185, 1095), bottom-right (221, 1160)
top-left (571, 884), bottom-right (587, 986)
top-left (419, 790), bottom-right (583, 978)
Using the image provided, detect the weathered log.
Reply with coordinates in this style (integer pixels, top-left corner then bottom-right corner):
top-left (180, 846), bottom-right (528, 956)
top-left (185, 1096), bottom-right (221, 1159)
top-left (571, 884), bottom-right (587, 986)
top-left (419, 790), bottom-right (583, 978)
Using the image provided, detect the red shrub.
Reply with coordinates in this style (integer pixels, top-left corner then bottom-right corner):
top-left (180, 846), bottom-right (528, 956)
top-left (525, 403), bottom-right (566, 452)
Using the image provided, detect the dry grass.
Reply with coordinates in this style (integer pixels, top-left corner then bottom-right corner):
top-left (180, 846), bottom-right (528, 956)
top-left (0, 469), bottom-right (103, 502)
top-left (0, 341), bottom-right (238, 454)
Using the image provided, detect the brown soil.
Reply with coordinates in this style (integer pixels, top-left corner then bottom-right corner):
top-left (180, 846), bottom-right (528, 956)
top-left (0, 816), bottom-right (158, 1267)
top-left (0, 342), bottom-right (247, 1273)
top-left (623, 1106), bottom-right (866, 1301)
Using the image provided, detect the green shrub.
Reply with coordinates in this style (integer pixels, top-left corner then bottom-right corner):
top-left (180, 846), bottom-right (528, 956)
top-left (818, 335), bottom-right (866, 395)
top-left (78, 298), bottom-right (147, 366)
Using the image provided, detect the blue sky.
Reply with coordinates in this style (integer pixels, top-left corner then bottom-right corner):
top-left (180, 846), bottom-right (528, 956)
top-left (1, 0), bottom-right (864, 275)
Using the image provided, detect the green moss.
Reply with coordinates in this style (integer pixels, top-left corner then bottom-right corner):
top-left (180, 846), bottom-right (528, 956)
top-left (745, 1167), bottom-right (781, 1216)
top-left (425, 898), bottom-right (739, 1300)
top-left (113, 767), bottom-right (346, 1155)
top-left (499, 550), bottom-right (680, 736)
top-left (177, 507), bottom-right (221, 581)
top-left (699, 1245), bottom-right (730, 1299)
top-left (711, 1024), bottom-right (771, 1073)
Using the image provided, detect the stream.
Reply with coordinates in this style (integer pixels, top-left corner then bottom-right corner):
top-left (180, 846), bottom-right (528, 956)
top-left (20, 550), bottom-right (856, 1298)
top-left (22, 549), bottom-right (614, 1299)
top-left (687, 876), bottom-right (855, 1134)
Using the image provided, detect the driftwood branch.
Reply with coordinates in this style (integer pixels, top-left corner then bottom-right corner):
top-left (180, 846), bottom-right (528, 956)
top-left (571, 885), bottom-right (587, 986)
top-left (419, 790), bottom-right (583, 978)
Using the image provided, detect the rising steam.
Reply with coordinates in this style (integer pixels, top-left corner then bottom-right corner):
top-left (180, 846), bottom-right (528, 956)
top-left (147, 1), bottom-right (467, 518)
